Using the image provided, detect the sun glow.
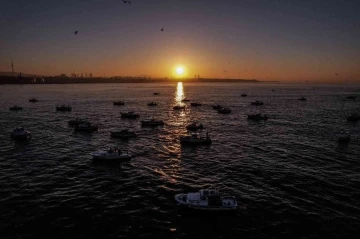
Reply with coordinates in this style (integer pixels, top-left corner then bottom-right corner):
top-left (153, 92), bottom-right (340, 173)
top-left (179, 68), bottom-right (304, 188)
top-left (176, 66), bottom-right (184, 76)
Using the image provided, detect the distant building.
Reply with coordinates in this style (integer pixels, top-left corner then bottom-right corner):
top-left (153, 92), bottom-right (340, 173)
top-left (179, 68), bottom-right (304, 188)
top-left (89, 73), bottom-right (93, 78)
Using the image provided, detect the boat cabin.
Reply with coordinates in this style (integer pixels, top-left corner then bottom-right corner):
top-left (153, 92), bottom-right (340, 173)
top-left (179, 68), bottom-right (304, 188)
top-left (200, 189), bottom-right (219, 197)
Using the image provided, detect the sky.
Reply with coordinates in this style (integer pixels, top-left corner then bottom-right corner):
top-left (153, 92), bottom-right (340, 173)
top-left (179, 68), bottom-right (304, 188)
top-left (0, 0), bottom-right (359, 82)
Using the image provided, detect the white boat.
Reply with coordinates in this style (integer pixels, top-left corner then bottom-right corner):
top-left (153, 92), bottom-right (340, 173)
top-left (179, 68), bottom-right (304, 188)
top-left (11, 127), bottom-right (31, 140)
top-left (175, 189), bottom-right (238, 211)
top-left (91, 148), bottom-right (132, 160)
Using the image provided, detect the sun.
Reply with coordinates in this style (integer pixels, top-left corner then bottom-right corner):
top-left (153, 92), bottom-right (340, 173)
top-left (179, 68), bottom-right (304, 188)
top-left (176, 67), bottom-right (184, 75)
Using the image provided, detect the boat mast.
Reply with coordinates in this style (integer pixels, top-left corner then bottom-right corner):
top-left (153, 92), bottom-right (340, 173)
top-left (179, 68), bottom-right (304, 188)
top-left (11, 57), bottom-right (14, 73)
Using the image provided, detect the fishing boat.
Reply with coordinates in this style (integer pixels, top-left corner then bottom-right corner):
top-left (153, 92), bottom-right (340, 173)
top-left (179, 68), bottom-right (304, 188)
top-left (141, 118), bottom-right (164, 126)
top-left (251, 101), bottom-right (264, 106)
top-left (68, 118), bottom-right (87, 127)
top-left (347, 113), bottom-right (360, 122)
top-left (218, 108), bottom-right (232, 114)
top-left (298, 97), bottom-right (307, 101)
top-left (241, 93), bottom-right (248, 97)
top-left (110, 129), bottom-right (137, 139)
top-left (91, 148), bottom-right (132, 160)
top-left (212, 105), bottom-right (223, 110)
top-left (175, 189), bottom-right (238, 211)
top-left (9, 105), bottom-right (23, 111)
top-left (121, 111), bottom-right (140, 118)
top-left (186, 122), bottom-right (204, 131)
top-left (113, 101), bottom-right (125, 106)
top-left (56, 105), bottom-right (72, 111)
top-left (74, 122), bottom-right (98, 132)
top-left (11, 127), bottom-right (31, 140)
top-left (247, 114), bottom-right (268, 121)
top-left (190, 102), bottom-right (202, 107)
top-left (338, 134), bottom-right (351, 143)
top-left (153, 92), bottom-right (160, 95)
top-left (173, 105), bottom-right (186, 110)
top-left (148, 102), bottom-right (157, 106)
top-left (29, 98), bottom-right (38, 102)
top-left (180, 133), bottom-right (212, 145)
top-left (347, 96), bottom-right (356, 100)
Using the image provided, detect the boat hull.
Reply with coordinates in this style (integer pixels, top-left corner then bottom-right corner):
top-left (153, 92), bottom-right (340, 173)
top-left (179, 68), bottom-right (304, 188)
top-left (74, 127), bottom-right (98, 132)
top-left (91, 152), bottom-right (132, 160)
top-left (175, 194), bottom-right (238, 211)
top-left (110, 132), bottom-right (136, 138)
top-left (11, 134), bottom-right (31, 140)
top-left (180, 139), bottom-right (212, 145)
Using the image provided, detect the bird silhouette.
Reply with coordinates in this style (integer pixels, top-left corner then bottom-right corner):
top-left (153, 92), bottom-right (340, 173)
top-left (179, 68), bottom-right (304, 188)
top-left (335, 73), bottom-right (339, 76)
top-left (161, 28), bottom-right (164, 31)
top-left (74, 31), bottom-right (78, 35)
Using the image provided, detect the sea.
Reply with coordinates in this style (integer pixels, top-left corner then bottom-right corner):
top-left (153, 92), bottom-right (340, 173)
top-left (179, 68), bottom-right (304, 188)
top-left (0, 82), bottom-right (359, 238)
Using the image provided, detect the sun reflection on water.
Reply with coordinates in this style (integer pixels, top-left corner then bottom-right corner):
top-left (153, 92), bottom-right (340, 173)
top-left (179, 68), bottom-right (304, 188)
top-left (175, 82), bottom-right (184, 103)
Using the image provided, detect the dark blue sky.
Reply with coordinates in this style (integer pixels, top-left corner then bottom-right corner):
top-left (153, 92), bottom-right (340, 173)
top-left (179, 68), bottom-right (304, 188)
top-left (1, 0), bottom-right (359, 81)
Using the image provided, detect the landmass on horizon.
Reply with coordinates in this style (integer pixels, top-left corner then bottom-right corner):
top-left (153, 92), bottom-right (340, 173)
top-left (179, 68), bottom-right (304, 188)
top-left (0, 71), bottom-right (261, 84)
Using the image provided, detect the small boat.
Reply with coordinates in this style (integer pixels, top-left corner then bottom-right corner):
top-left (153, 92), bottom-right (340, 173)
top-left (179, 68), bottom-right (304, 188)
top-left (56, 105), bottom-right (72, 111)
top-left (186, 122), bottom-right (204, 131)
top-left (218, 108), bottom-right (232, 114)
top-left (68, 118), bottom-right (87, 127)
top-left (121, 111), bottom-right (140, 118)
top-left (141, 118), bottom-right (164, 126)
top-left (298, 97), bottom-right (307, 101)
top-left (9, 105), bottom-right (23, 111)
top-left (91, 148), bottom-right (132, 160)
top-left (347, 96), bottom-right (356, 100)
top-left (29, 98), bottom-right (38, 102)
top-left (173, 105), bottom-right (186, 110)
top-left (113, 101), bottom-right (125, 106)
top-left (338, 133), bottom-right (351, 143)
top-left (180, 133), bottom-right (212, 145)
top-left (110, 129), bottom-right (137, 139)
top-left (190, 102), bottom-right (202, 107)
top-left (175, 189), bottom-right (238, 211)
top-left (212, 105), bottom-right (223, 110)
top-left (251, 101), bottom-right (264, 106)
top-left (247, 114), bottom-right (268, 121)
top-left (11, 127), bottom-right (31, 140)
top-left (181, 98), bottom-right (190, 102)
top-left (347, 113), bottom-right (360, 122)
top-left (241, 93), bottom-right (248, 97)
top-left (153, 92), bottom-right (160, 95)
top-left (148, 102), bottom-right (157, 106)
top-left (74, 122), bottom-right (98, 132)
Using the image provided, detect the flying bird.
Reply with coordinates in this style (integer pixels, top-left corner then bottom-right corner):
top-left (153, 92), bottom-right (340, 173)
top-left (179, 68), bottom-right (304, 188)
top-left (74, 31), bottom-right (78, 35)
top-left (161, 28), bottom-right (164, 31)
top-left (335, 73), bottom-right (339, 76)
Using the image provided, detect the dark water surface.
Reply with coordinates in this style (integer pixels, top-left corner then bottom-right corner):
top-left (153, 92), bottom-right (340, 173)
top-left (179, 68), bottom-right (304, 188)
top-left (1, 83), bottom-right (359, 238)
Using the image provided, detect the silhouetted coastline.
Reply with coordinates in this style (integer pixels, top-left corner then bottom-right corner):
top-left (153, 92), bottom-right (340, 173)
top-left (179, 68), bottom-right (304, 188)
top-left (0, 76), bottom-right (260, 84)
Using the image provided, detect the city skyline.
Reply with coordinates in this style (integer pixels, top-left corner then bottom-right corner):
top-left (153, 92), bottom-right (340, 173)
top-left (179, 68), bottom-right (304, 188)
top-left (1, 0), bottom-right (359, 83)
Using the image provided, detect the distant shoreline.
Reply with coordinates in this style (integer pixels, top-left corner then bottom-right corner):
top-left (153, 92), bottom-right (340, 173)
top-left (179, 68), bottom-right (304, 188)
top-left (0, 76), bottom-right (264, 84)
